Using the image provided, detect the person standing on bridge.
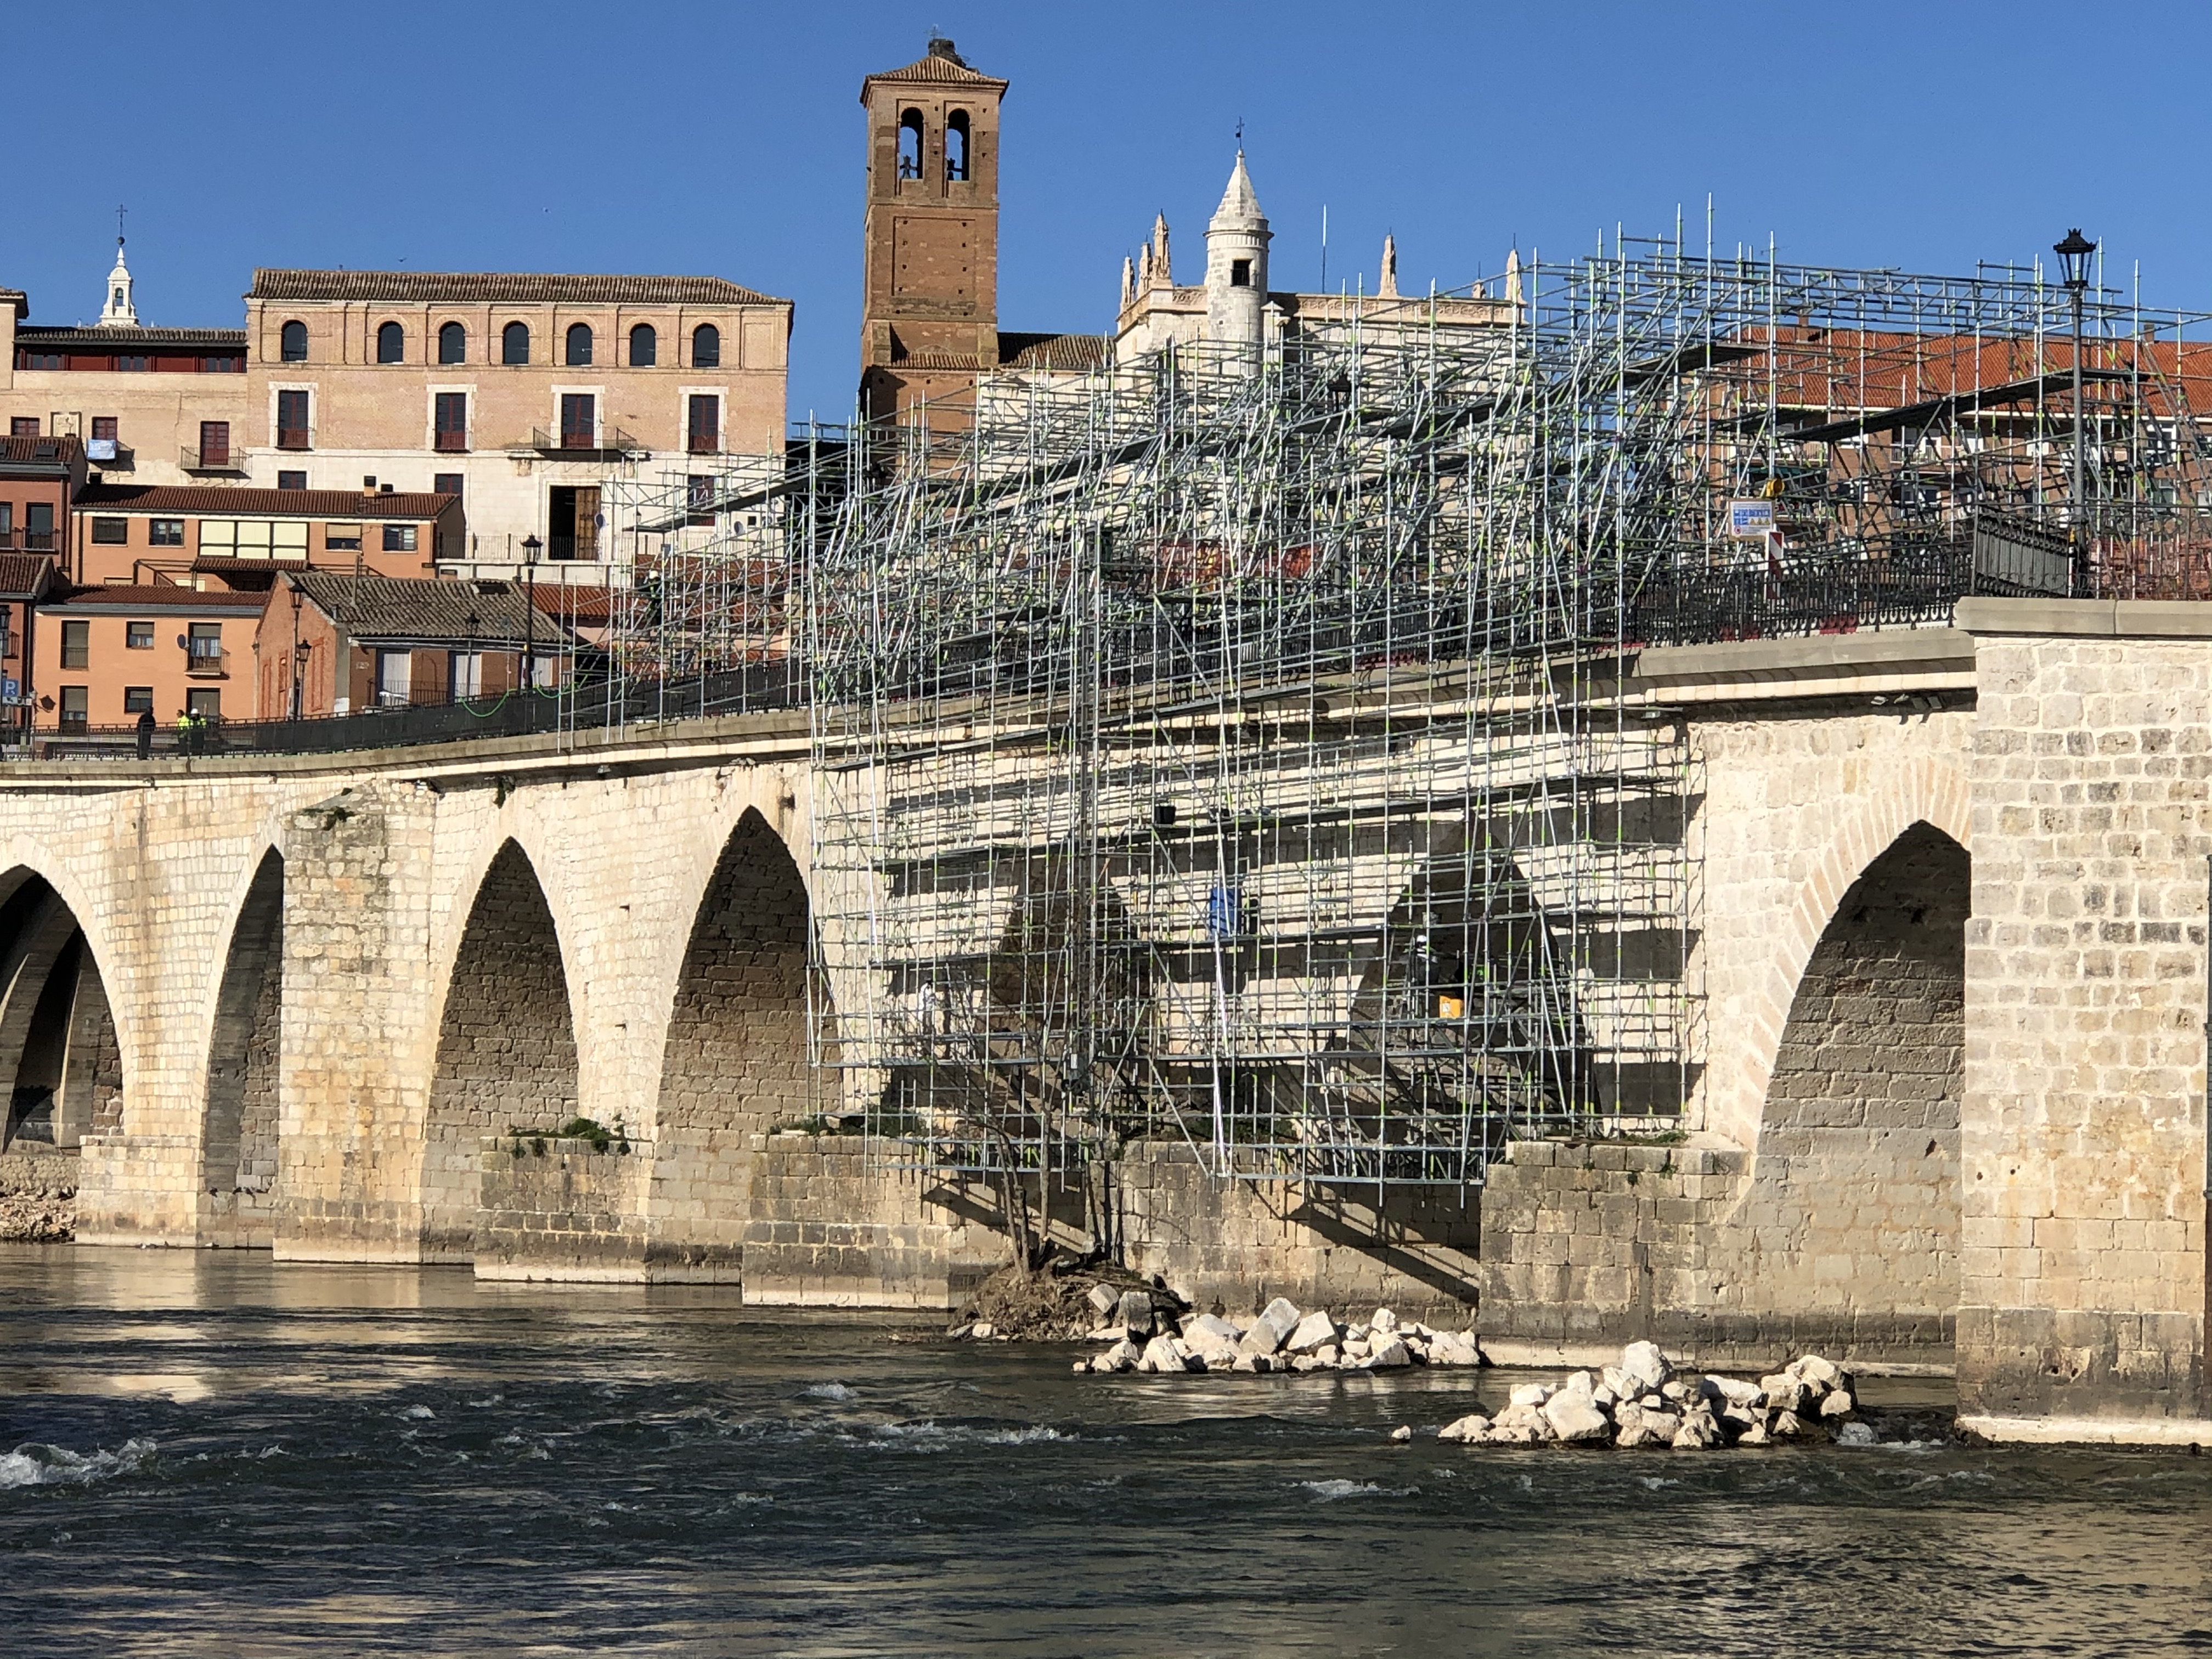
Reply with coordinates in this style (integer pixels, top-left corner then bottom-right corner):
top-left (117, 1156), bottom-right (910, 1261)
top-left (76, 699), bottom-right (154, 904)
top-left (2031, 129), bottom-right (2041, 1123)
top-left (135, 707), bottom-right (155, 759)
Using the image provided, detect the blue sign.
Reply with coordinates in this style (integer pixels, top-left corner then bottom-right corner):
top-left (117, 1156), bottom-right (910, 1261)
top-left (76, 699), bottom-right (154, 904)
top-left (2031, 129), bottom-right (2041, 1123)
top-left (1728, 500), bottom-right (1775, 538)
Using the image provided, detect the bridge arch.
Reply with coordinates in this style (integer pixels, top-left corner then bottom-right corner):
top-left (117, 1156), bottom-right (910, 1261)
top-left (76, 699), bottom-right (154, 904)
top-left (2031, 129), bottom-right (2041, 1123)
top-left (421, 838), bottom-right (580, 1261)
top-left (0, 855), bottom-right (129, 1152)
top-left (1717, 757), bottom-right (1971, 1150)
top-left (1728, 817), bottom-right (1969, 1340)
top-left (651, 805), bottom-right (816, 1152)
top-left (199, 847), bottom-right (285, 1242)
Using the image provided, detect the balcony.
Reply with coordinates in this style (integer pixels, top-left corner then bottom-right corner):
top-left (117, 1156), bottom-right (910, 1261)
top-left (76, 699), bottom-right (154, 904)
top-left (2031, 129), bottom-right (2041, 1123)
top-left (182, 444), bottom-right (249, 476)
top-left (0, 531), bottom-right (60, 553)
top-left (185, 645), bottom-right (228, 679)
top-left (86, 439), bottom-right (134, 471)
top-left (526, 425), bottom-right (644, 460)
top-left (435, 430), bottom-right (469, 453)
top-left (275, 428), bottom-right (311, 452)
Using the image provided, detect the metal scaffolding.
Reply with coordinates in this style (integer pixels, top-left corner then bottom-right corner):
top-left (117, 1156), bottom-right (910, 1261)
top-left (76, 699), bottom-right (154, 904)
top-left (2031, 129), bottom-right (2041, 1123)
top-left (610, 233), bottom-right (2212, 1191)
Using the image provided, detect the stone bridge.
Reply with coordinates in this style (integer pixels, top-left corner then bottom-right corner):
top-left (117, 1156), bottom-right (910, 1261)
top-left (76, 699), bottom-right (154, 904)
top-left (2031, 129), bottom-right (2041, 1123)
top-left (1, 597), bottom-right (2207, 1441)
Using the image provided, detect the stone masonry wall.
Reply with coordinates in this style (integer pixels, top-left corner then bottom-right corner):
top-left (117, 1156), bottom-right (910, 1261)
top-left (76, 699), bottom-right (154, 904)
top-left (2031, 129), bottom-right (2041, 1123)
top-left (1962, 630), bottom-right (2211, 1421)
top-left (422, 841), bottom-right (579, 1262)
top-left (1724, 821), bottom-right (1966, 1331)
top-left (642, 809), bottom-right (812, 1278)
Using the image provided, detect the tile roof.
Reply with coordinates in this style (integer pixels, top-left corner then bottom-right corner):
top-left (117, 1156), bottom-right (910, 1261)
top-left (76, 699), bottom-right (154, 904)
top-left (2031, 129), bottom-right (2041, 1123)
top-left (288, 573), bottom-right (577, 649)
top-left (0, 434), bottom-right (83, 467)
top-left (248, 270), bottom-right (785, 307)
top-left (45, 585), bottom-right (268, 612)
top-left (529, 586), bottom-right (614, 623)
top-left (862, 44), bottom-right (1007, 94)
top-left (998, 331), bottom-right (1111, 372)
top-left (1, 289), bottom-right (29, 321)
top-left (75, 485), bottom-right (454, 520)
top-left (0, 554), bottom-right (58, 599)
top-left (15, 325), bottom-right (246, 347)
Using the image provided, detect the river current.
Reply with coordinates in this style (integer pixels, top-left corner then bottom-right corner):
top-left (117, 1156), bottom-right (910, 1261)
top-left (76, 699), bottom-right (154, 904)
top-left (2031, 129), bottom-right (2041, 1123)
top-left (2, 1246), bottom-right (2207, 1657)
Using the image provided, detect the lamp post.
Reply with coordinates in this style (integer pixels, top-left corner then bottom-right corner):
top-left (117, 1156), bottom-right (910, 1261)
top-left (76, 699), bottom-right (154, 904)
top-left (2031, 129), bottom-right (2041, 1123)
top-left (2054, 229), bottom-right (2097, 578)
top-left (521, 533), bottom-right (541, 696)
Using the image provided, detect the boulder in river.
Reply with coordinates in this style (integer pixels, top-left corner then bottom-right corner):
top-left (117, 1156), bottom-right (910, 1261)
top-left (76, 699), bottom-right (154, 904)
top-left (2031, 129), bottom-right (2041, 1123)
top-left (1285, 1311), bottom-right (1339, 1353)
top-left (1240, 1297), bottom-right (1303, 1355)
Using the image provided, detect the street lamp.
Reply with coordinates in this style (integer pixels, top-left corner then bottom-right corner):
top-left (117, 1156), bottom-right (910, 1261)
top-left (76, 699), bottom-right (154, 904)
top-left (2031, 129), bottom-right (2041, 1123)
top-left (2054, 228), bottom-right (2097, 551)
top-left (520, 533), bottom-right (542, 694)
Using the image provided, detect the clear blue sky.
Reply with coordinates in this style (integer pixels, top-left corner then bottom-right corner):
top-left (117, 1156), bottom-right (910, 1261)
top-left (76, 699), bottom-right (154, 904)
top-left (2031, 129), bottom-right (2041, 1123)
top-left (8, 2), bottom-right (2208, 423)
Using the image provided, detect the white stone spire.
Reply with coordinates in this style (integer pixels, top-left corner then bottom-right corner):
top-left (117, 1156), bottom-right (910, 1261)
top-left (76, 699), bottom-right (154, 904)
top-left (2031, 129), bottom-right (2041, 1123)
top-left (97, 238), bottom-right (138, 328)
top-left (1121, 255), bottom-right (1136, 311)
top-left (1204, 150), bottom-right (1271, 360)
top-left (1150, 214), bottom-right (1171, 287)
top-left (1379, 234), bottom-right (1400, 298)
top-left (1503, 247), bottom-right (1523, 308)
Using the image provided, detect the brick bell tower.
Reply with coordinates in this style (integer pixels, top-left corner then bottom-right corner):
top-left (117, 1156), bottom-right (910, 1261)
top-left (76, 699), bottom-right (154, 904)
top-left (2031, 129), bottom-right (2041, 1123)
top-left (857, 37), bottom-right (1008, 428)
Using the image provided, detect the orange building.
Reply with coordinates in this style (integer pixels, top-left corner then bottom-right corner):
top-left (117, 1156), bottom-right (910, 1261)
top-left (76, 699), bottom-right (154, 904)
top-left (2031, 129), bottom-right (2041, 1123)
top-left (67, 484), bottom-right (458, 588)
top-left (32, 583), bottom-right (266, 732)
top-left (257, 572), bottom-right (575, 720)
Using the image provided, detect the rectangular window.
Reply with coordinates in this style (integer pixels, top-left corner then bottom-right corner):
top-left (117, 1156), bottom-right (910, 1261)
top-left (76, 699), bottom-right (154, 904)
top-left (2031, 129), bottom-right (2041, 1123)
top-left (277, 470), bottom-right (307, 491)
top-left (91, 416), bottom-right (117, 443)
top-left (325, 526), bottom-right (363, 552)
top-left (375, 650), bottom-right (411, 707)
top-left (686, 473), bottom-right (714, 528)
top-left (201, 356), bottom-right (240, 373)
top-left (1230, 259), bottom-right (1251, 288)
top-left (687, 394), bottom-right (719, 454)
top-left (25, 503), bottom-right (53, 550)
top-left (449, 650), bottom-right (483, 701)
top-left (0, 505), bottom-right (11, 543)
top-left (123, 686), bottom-right (153, 714)
top-left (116, 355), bottom-right (149, 372)
top-left (19, 355), bottom-right (61, 372)
top-left (187, 622), bottom-right (223, 675)
top-left (149, 519), bottom-right (184, 547)
top-left (60, 620), bottom-right (88, 670)
top-left (59, 686), bottom-right (87, 729)
top-left (127, 622), bottom-right (154, 650)
top-left (434, 392), bottom-right (468, 452)
top-left (9, 417), bottom-right (37, 436)
top-left (186, 689), bottom-right (221, 720)
top-left (560, 393), bottom-right (595, 449)
top-left (91, 517), bottom-right (128, 545)
top-left (276, 390), bottom-right (311, 450)
top-left (383, 523), bottom-right (418, 552)
top-left (433, 473), bottom-right (463, 499)
top-left (198, 421), bottom-right (230, 466)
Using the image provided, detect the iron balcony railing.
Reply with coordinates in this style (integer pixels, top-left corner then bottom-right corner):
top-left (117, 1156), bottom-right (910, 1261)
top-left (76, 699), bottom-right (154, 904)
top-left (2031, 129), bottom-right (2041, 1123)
top-left (180, 443), bottom-right (247, 474)
top-left (527, 425), bottom-right (644, 458)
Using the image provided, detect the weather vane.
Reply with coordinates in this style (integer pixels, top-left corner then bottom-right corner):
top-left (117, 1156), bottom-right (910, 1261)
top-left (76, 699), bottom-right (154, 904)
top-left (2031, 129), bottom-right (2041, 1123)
top-left (116, 202), bottom-right (126, 242)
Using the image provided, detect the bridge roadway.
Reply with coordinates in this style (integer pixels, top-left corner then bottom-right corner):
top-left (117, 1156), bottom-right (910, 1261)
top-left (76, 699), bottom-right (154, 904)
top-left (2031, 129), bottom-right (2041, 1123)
top-left (0, 596), bottom-right (2204, 1441)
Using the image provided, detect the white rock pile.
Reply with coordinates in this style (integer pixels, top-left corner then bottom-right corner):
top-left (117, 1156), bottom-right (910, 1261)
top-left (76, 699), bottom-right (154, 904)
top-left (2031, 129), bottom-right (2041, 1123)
top-left (1436, 1341), bottom-right (1859, 1448)
top-left (1069, 1289), bottom-right (1485, 1375)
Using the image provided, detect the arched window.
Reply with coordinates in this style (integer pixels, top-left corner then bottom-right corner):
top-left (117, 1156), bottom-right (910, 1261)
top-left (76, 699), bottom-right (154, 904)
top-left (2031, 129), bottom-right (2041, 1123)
top-left (629, 323), bottom-right (657, 367)
top-left (898, 109), bottom-right (924, 180)
top-left (946, 110), bottom-right (970, 182)
top-left (501, 321), bottom-right (530, 365)
top-left (565, 323), bottom-right (592, 367)
top-left (375, 321), bottom-right (404, 364)
top-left (691, 324), bottom-right (720, 369)
top-left (438, 321), bottom-right (466, 365)
top-left (279, 319), bottom-right (308, 363)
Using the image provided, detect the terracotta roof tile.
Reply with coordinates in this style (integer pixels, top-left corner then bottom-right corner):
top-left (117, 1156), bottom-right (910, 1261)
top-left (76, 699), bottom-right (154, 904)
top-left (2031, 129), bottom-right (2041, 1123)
top-left (76, 484), bottom-right (454, 520)
top-left (0, 555), bottom-right (58, 599)
top-left (15, 325), bottom-right (246, 347)
top-left (998, 331), bottom-right (1111, 372)
top-left (0, 434), bottom-right (83, 466)
top-left (248, 270), bottom-right (785, 307)
top-left (45, 585), bottom-right (268, 611)
top-left (862, 47), bottom-right (1007, 94)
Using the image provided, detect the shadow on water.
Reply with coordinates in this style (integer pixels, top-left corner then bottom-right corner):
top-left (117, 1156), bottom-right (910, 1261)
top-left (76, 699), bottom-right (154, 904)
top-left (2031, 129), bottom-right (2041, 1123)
top-left (2, 1246), bottom-right (2209, 1657)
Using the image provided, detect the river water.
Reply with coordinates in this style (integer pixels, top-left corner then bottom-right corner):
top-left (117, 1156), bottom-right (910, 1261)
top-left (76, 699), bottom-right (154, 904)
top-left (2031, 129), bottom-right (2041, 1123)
top-left (2, 1246), bottom-right (2207, 1657)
